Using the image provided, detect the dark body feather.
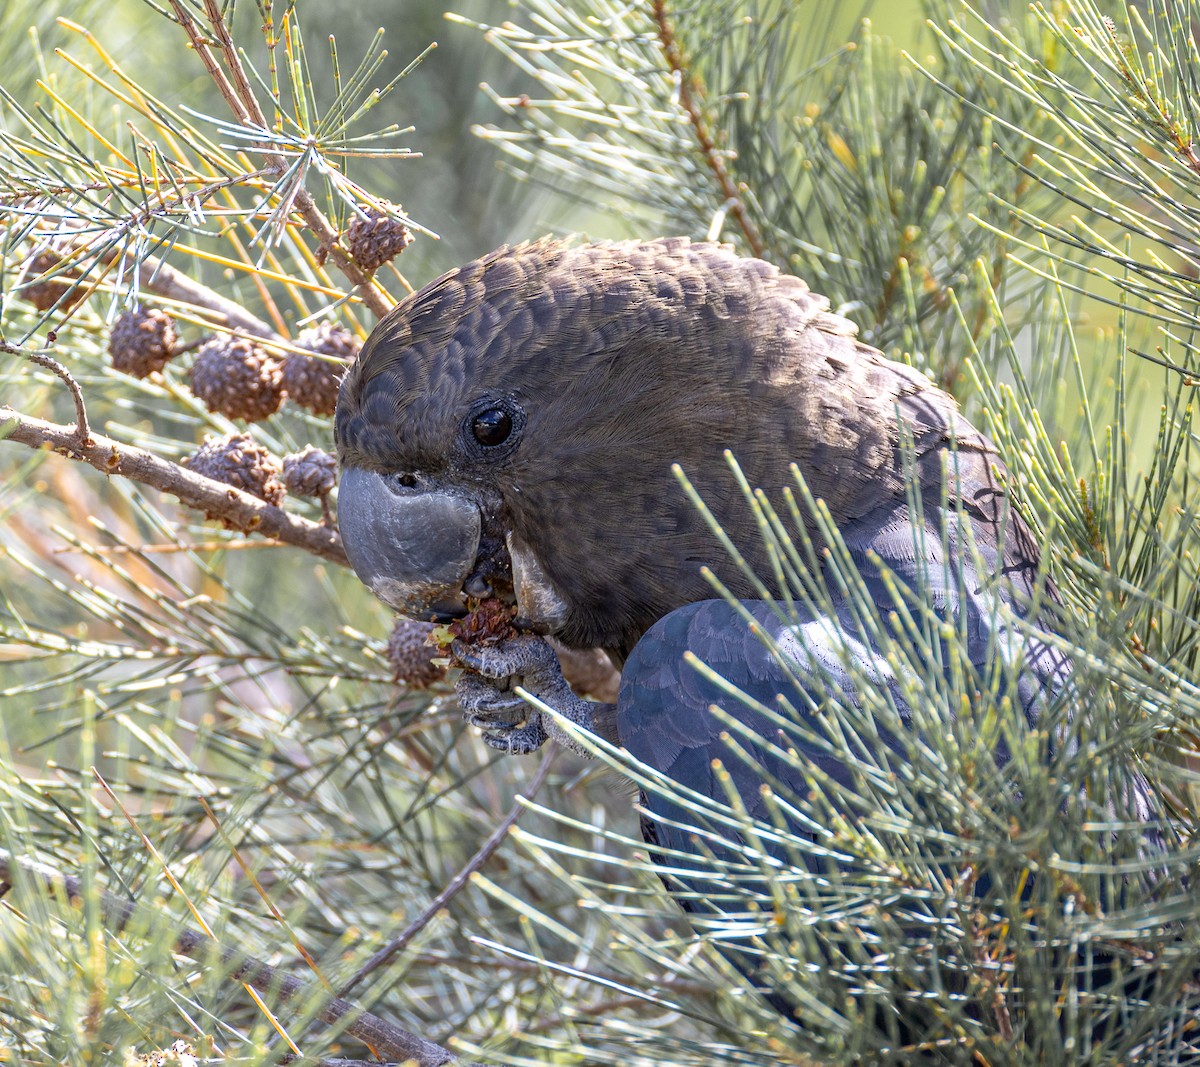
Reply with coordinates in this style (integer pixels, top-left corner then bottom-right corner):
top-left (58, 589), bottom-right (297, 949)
top-left (339, 237), bottom-right (1041, 661)
top-left (334, 240), bottom-right (1177, 1058)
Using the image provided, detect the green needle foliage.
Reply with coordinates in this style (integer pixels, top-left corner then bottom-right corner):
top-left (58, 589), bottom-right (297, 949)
top-left (456, 0), bottom-right (1065, 378)
top-left (0, 0), bottom-right (1198, 1065)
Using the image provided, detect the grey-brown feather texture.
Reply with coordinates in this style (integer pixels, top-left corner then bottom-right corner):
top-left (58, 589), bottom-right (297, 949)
top-left (335, 241), bottom-right (1177, 1053)
top-left (337, 237), bottom-right (1040, 658)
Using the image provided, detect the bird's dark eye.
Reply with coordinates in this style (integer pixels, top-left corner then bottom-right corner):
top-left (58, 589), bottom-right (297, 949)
top-left (462, 396), bottom-right (525, 459)
top-left (472, 408), bottom-right (513, 447)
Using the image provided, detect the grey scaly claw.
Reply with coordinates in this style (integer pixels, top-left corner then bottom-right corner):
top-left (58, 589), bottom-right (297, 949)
top-left (452, 635), bottom-right (616, 755)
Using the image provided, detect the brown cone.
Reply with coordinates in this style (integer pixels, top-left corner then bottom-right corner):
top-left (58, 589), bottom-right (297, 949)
top-left (108, 308), bottom-right (179, 378)
top-left (282, 445), bottom-right (337, 499)
top-left (183, 433), bottom-right (286, 517)
top-left (19, 251), bottom-right (85, 313)
top-left (283, 323), bottom-right (358, 416)
top-left (190, 337), bottom-right (283, 422)
top-left (346, 207), bottom-right (414, 272)
top-left (386, 618), bottom-right (447, 689)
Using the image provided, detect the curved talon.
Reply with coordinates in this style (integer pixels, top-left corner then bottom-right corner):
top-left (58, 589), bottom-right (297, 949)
top-left (456, 673), bottom-right (526, 723)
top-left (452, 633), bottom-right (613, 755)
top-left (482, 716), bottom-right (547, 754)
top-left (465, 711), bottom-right (522, 730)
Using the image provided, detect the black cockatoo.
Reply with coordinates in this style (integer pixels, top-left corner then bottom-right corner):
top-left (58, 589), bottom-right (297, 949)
top-left (335, 236), bottom-right (1057, 742)
top-left (334, 239), bottom-right (1161, 1056)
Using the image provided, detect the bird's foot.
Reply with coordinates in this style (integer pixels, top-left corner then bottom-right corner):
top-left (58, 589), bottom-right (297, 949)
top-left (455, 669), bottom-right (548, 754)
top-left (453, 635), bottom-right (616, 756)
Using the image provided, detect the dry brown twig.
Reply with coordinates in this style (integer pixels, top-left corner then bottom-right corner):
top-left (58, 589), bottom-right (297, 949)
top-left (0, 407), bottom-right (622, 689)
top-left (340, 746), bottom-right (557, 997)
top-left (0, 408), bottom-right (347, 565)
top-left (167, 0), bottom-right (394, 318)
top-left (5, 345), bottom-right (92, 446)
top-left (651, 0), bottom-right (765, 259)
top-left (1, 342), bottom-right (622, 689)
top-left (1, 412), bottom-right (622, 697)
top-left (9, 227), bottom-right (284, 341)
top-left (107, 246), bottom-right (283, 341)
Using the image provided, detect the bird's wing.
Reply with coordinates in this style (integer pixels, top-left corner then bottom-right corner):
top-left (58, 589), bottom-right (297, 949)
top-left (619, 507), bottom-right (1058, 805)
top-left (615, 591), bottom-right (976, 1015)
top-left (617, 540), bottom-right (1058, 894)
top-left (618, 597), bottom-right (863, 819)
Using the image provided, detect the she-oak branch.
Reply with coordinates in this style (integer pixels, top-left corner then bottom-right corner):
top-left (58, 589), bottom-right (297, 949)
top-left (0, 407), bottom-right (348, 565)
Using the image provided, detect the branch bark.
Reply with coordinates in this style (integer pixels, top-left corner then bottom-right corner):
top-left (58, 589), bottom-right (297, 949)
top-left (11, 347), bottom-right (91, 445)
top-left (0, 409), bottom-right (347, 566)
top-left (651, 0), bottom-right (765, 259)
top-left (0, 852), bottom-right (463, 1066)
top-left (114, 247), bottom-right (282, 341)
top-left (2, 407), bottom-right (624, 695)
top-left (169, 0), bottom-right (395, 321)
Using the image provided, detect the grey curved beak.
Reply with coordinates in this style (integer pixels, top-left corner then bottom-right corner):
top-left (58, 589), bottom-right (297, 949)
top-left (337, 466), bottom-right (481, 619)
top-left (507, 529), bottom-right (570, 633)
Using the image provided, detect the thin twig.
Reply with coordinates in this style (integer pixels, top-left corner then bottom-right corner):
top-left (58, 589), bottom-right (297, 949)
top-left (339, 746), bottom-right (558, 997)
top-left (0, 850), bottom-right (462, 1066)
top-left (4, 395), bottom-right (616, 695)
top-left (178, 1), bottom-right (395, 320)
top-left (4, 344), bottom-right (91, 446)
top-left (23, 231), bottom-right (283, 341)
top-left (300, 1061), bottom-right (428, 1067)
top-left (292, 187), bottom-right (394, 318)
top-left (52, 538), bottom-right (298, 554)
top-left (0, 409), bottom-right (347, 565)
top-left (651, 0), bottom-right (765, 259)
top-left (168, 0), bottom-right (253, 125)
top-left (203, 0), bottom-right (269, 128)
top-left (102, 246), bottom-right (282, 341)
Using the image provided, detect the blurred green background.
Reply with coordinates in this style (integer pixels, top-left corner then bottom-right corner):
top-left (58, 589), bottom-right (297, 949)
top-left (5, 0), bottom-right (928, 274)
